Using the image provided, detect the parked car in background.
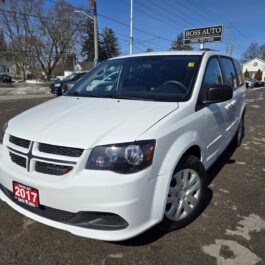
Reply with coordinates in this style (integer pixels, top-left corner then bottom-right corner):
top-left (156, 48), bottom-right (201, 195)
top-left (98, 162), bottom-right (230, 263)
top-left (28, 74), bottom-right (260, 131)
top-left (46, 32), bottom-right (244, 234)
top-left (0, 51), bottom-right (246, 241)
top-left (49, 72), bottom-right (87, 95)
top-left (0, 74), bottom-right (12, 83)
top-left (58, 81), bottom-right (77, 96)
top-left (49, 77), bottom-right (60, 82)
top-left (245, 78), bottom-right (255, 88)
top-left (245, 78), bottom-right (264, 87)
top-left (11, 76), bottom-right (23, 83)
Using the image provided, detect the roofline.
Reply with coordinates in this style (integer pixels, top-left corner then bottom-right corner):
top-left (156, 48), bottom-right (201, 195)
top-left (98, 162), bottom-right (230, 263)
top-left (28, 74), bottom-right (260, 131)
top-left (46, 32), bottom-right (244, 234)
top-left (109, 50), bottom-right (227, 60)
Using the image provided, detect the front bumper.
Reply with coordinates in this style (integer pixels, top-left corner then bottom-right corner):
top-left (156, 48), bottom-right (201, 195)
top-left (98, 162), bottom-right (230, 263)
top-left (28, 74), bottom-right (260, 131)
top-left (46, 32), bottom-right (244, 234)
top-left (0, 144), bottom-right (168, 241)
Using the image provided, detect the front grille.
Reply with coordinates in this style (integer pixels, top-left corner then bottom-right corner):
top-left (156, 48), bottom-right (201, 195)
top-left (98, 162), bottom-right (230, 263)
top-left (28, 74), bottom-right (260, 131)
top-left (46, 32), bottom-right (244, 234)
top-left (9, 135), bottom-right (30, 148)
top-left (35, 161), bottom-right (73, 176)
top-left (0, 184), bottom-right (75, 222)
top-left (9, 152), bottom-right (26, 168)
top-left (38, 143), bottom-right (83, 157)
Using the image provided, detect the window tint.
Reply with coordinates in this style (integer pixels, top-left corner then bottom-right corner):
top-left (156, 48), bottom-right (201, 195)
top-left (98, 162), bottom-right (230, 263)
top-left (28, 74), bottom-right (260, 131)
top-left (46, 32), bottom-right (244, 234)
top-left (202, 58), bottom-right (223, 92)
top-left (221, 57), bottom-right (237, 89)
top-left (233, 59), bottom-right (244, 86)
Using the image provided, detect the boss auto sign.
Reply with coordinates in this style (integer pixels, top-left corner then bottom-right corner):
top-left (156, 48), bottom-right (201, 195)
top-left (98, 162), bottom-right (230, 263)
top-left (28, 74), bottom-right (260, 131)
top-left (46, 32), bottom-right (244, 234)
top-left (184, 25), bottom-right (223, 44)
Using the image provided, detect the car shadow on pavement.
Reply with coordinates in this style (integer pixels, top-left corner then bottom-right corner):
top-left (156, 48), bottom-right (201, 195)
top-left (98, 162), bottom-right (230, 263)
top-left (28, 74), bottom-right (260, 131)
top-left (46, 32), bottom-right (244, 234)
top-left (207, 142), bottom-right (237, 185)
top-left (116, 142), bottom-right (237, 247)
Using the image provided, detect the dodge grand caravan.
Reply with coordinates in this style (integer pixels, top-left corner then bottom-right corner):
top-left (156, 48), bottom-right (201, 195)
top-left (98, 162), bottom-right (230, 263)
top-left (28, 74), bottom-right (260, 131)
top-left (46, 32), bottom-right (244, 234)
top-left (0, 51), bottom-right (246, 241)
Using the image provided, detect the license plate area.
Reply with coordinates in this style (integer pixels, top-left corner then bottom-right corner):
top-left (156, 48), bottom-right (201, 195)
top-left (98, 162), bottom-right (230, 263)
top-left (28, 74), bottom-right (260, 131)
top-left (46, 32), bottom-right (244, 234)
top-left (13, 182), bottom-right (39, 207)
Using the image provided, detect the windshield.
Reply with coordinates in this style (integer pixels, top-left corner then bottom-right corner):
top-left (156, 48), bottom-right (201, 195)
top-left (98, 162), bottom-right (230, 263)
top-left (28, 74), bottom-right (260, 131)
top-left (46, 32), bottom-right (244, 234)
top-left (67, 55), bottom-right (201, 102)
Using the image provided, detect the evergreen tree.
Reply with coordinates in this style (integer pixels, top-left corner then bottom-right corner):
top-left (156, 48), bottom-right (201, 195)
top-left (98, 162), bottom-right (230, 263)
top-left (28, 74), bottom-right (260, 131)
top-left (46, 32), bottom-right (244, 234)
top-left (170, 33), bottom-right (193, 51)
top-left (100, 27), bottom-right (120, 61)
top-left (254, 69), bottom-right (262, 81)
top-left (81, 25), bottom-right (120, 62)
top-left (244, 69), bottom-right (250, 78)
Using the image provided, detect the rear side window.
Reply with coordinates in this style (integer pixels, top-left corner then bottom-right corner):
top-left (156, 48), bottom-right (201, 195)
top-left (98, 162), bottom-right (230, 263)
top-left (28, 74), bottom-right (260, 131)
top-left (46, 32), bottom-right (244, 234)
top-left (233, 59), bottom-right (244, 86)
top-left (202, 57), bottom-right (223, 91)
top-left (220, 57), bottom-right (237, 89)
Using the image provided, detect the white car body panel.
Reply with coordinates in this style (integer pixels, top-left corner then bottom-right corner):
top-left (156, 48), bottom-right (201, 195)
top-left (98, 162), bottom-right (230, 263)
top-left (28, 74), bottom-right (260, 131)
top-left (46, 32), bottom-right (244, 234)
top-left (7, 96), bottom-right (179, 149)
top-left (0, 51), bottom-right (246, 241)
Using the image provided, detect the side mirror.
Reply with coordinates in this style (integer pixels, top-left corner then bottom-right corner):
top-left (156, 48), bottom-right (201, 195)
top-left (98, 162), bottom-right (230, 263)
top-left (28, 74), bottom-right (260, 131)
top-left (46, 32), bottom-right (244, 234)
top-left (203, 84), bottom-right (233, 104)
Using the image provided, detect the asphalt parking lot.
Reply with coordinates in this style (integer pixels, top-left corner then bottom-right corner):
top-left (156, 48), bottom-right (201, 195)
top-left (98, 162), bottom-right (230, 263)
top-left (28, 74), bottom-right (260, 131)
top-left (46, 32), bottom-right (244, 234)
top-left (0, 88), bottom-right (264, 265)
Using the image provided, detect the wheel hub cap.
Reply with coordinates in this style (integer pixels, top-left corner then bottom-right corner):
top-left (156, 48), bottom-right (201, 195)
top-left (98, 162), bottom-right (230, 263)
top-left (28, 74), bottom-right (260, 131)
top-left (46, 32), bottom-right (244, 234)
top-left (165, 169), bottom-right (201, 221)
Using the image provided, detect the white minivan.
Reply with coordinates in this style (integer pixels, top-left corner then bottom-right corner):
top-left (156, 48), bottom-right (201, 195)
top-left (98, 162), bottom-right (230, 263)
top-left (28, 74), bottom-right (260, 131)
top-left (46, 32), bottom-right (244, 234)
top-left (0, 51), bottom-right (246, 241)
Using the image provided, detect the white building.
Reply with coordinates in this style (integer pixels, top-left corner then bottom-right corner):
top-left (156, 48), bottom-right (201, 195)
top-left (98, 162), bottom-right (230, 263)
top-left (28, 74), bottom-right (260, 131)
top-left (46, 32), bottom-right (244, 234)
top-left (242, 58), bottom-right (265, 81)
top-left (0, 52), bottom-right (17, 76)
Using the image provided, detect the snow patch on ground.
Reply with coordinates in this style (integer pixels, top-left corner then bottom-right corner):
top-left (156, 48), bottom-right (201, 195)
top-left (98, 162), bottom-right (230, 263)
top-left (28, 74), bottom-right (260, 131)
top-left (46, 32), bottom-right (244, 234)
top-left (7, 86), bottom-right (50, 95)
top-left (226, 214), bottom-right (265, 240)
top-left (202, 239), bottom-right (261, 265)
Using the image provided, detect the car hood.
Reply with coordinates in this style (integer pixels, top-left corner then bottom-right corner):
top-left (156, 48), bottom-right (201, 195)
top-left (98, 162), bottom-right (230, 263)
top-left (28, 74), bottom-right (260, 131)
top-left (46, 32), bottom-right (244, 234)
top-left (53, 79), bottom-right (72, 85)
top-left (7, 96), bottom-right (179, 149)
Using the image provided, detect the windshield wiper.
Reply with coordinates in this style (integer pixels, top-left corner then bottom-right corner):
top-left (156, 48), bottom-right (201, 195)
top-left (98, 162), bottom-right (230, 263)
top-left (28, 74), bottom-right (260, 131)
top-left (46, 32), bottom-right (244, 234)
top-left (70, 91), bottom-right (103, 98)
top-left (69, 92), bottom-right (155, 101)
top-left (105, 94), bottom-right (155, 101)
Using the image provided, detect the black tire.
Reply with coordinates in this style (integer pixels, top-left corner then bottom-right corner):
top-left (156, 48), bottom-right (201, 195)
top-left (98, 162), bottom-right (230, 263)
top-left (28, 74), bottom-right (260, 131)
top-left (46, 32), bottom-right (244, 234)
top-left (233, 113), bottom-right (245, 147)
top-left (159, 155), bottom-right (207, 231)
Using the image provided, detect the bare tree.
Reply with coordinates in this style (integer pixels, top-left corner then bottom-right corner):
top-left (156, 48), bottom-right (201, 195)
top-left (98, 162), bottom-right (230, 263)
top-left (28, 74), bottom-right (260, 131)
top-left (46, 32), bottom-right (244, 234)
top-left (259, 44), bottom-right (265, 61)
top-left (0, 0), bottom-right (38, 79)
top-left (242, 42), bottom-right (261, 62)
top-left (0, 0), bottom-right (83, 80)
top-left (26, 1), bottom-right (82, 79)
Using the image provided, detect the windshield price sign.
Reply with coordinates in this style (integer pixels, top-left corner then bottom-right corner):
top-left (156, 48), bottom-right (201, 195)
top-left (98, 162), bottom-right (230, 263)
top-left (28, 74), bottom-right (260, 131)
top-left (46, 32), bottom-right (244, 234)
top-left (184, 25), bottom-right (223, 44)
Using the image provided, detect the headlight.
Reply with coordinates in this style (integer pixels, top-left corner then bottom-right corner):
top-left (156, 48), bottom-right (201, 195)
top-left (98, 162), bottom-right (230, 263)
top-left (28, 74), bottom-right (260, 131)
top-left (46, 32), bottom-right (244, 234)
top-left (0, 122), bottom-right (8, 144)
top-left (86, 140), bottom-right (156, 174)
top-left (54, 83), bottom-right (61, 87)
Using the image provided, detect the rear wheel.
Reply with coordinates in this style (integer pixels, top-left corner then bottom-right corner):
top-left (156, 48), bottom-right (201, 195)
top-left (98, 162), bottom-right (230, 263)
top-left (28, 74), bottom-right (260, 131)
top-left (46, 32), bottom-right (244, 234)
top-left (160, 155), bottom-right (207, 230)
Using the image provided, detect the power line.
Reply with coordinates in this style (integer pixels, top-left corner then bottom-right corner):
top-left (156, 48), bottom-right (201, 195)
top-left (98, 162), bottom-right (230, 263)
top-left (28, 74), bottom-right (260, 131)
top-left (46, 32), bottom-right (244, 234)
top-left (0, 8), bottom-right (82, 25)
top-left (97, 13), bottom-right (172, 42)
top-left (43, 0), bottom-right (173, 44)
top-left (117, 0), bottom-right (184, 32)
top-left (136, 0), bottom-right (202, 29)
top-left (0, 4), bottom-right (173, 48)
top-left (0, 48), bottom-right (77, 56)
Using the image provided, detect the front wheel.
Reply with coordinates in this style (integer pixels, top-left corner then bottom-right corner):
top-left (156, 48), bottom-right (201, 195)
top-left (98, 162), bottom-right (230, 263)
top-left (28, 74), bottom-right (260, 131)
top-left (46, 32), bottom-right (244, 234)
top-left (160, 155), bottom-right (207, 230)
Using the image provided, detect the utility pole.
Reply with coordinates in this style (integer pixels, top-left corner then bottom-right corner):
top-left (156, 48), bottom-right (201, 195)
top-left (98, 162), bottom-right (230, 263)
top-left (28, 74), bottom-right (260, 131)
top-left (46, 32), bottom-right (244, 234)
top-left (226, 23), bottom-right (233, 56)
top-left (129, 0), bottom-right (133, 54)
top-left (90, 0), bottom-right (98, 66)
top-left (230, 44), bottom-right (233, 56)
top-left (74, 8), bottom-right (97, 65)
